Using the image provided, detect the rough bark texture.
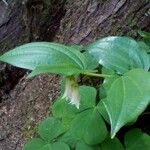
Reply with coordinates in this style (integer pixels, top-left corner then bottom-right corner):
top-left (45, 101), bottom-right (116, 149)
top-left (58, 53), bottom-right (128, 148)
top-left (55, 0), bottom-right (150, 44)
top-left (0, 0), bottom-right (65, 52)
top-left (0, 0), bottom-right (150, 150)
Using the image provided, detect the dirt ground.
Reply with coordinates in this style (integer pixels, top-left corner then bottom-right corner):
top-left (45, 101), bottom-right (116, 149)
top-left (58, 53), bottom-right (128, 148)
top-left (0, 74), bottom-right (60, 150)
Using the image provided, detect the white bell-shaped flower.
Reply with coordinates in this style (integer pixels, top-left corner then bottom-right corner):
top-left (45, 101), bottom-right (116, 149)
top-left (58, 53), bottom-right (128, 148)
top-left (62, 76), bottom-right (80, 109)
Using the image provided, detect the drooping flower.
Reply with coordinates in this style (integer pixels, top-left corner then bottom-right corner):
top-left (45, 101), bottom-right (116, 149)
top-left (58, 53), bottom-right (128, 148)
top-left (62, 76), bottom-right (80, 109)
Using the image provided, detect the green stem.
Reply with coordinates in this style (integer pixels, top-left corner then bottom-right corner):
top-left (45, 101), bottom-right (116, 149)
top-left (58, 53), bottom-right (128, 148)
top-left (82, 72), bottom-right (111, 78)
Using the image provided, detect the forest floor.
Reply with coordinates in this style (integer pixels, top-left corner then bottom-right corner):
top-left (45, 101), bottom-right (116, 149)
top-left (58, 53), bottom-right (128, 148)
top-left (0, 74), bottom-right (60, 150)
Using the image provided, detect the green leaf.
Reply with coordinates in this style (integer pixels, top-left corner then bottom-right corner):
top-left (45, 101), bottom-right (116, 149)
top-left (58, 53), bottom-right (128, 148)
top-left (28, 64), bottom-right (83, 77)
top-left (86, 36), bottom-right (148, 74)
top-left (0, 42), bottom-right (87, 70)
top-left (138, 42), bottom-right (150, 70)
top-left (83, 52), bottom-right (99, 70)
top-left (70, 109), bottom-right (108, 145)
top-left (101, 67), bottom-right (116, 75)
top-left (52, 98), bottom-right (78, 119)
top-left (79, 86), bottom-right (96, 110)
top-left (52, 86), bottom-right (97, 119)
top-left (76, 141), bottom-right (100, 150)
top-left (39, 142), bottom-right (70, 150)
top-left (70, 45), bottom-right (83, 51)
top-left (96, 99), bottom-right (110, 124)
top-left (96, 99), bottom-right (137, 126)
top-left (23, 138), bottom-right (45, 150)
top-left (102, 69), bottom-right (150, 138)
top-left (23, 139), bottom-right (70, 150)
top-left (52, 142), bottom-right (70, 150)
top-left (39, 144), bottom-right (52, 150)
top-left (125, 129), bottom-right (150, 150)
top-left (58, 130), bottom-right (79, 148)
top-left (28, 64), bottom-right (96, 78)
top-left (99, 75), bottom-right (118, 99)
top-left (38, 117), bottom-right (65, 142)
top-left (101, 137), bottom-right (124, 150)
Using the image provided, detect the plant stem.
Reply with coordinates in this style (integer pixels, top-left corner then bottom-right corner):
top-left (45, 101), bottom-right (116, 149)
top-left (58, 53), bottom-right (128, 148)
top-left (82, 72), bottom-right (111, 78)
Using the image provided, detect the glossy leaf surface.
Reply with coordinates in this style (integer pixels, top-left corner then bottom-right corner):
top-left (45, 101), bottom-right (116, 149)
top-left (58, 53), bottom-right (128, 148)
top-left (0, 42), bottom-right (87, 70)
top-left (102, 69), bottom-right (150, 138)
top-left (87, 36), bottom-right (149, 74)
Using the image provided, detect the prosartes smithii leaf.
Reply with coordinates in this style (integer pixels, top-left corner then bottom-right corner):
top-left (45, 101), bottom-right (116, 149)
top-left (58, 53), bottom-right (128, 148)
top-left (0, 42), bottom-right (87, 70)
top-left (38, 117), bottom-right (65, 142)
top-left (102, 69), bottom-right (150, 138)
top-left (86, 36), bottom-right (150, 74)
top-left (101, 137), bottom-right (124, 150)
top-left (23, 139), bottom-right (70, 150)
top-left (125, 129), bottom-right (150, 150)
top-left (70, 109), bottom-right (108, 145)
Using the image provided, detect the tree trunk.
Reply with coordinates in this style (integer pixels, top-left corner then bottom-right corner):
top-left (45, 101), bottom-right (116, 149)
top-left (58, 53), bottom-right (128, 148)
top-left (0, 0), bottom-right (150, 150)
top-left (55, 0), bottom-right (150, 44)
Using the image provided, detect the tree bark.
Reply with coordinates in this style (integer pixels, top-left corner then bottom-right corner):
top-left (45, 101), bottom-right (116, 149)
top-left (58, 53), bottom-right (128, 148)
top-left (0, 0), bottom-right (65, 52)
top-left (55, 0), bottom-right (150, 44)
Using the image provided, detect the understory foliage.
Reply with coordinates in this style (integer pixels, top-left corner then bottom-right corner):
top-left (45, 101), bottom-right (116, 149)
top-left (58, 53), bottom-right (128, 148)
top-left (0, 31), bottom-right (150, 150)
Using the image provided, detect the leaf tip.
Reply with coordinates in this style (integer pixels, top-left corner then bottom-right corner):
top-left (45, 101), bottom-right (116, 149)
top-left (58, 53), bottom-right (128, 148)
top-left (111, 126), bottom-right (119, 139)
top-left (111, 133), bottom-right (116, 139)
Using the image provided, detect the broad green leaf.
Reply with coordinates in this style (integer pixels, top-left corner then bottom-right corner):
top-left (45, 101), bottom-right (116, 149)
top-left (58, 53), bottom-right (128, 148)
top-left (58, 130), bottom-right (79, 148)
top-left (79, 86), bottom-right (96, 110)
top-left (28, 64), bottom-right (96, 78)
top-left (28, 64), bottom-right (83, 77)
top-left (0, 42), bottom-right (87, 70)
top-left (86, 36), bottom-right (148, 74)
top-left (52, 86), bottom-right (97, 119)
top-left (138, 42), bottom-right (150, 70)
top-left (101, 137), bottom-right (124, 150)
top-left (76, 141), bottom-right (100, 150)
top-left (125, 129), bottom-right (150, 150)
top-left (52, 98), bottom-right (78, 119)
top-left (99, 75), bottom-right (118, 99)
top-left (38, 117), bottom-right (65, 142)
top-left (83, 52), bottom-right (99, 70)
top-left (39, 144), bottom-right (52, 150)
top-left (102, 69), bottom-right (150, 138)
top-left (51, 142), bottom-right (70, 150)
top-left (96, 99), bottom-right (137, 126)
top-left (101, 67), bottom-right (116, 75)
top-left (96, 99), bottom-right (110, 124)
top-left (70, 45), bottom-right (83, 51)
top-left (23, 138), bottom-right (45, 150)
top-left (70, 109), bottom-right (108, 145)
top-left (40, 142), bottom-right (70, 150)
